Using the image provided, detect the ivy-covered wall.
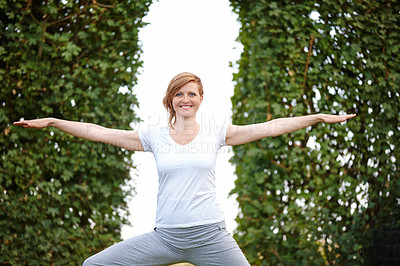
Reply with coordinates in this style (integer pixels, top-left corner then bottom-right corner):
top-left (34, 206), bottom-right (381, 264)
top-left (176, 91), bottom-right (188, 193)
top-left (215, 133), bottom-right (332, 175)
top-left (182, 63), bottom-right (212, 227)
top-left (1, 0), bottom-right (151, 264)
top-left (229, 0), bottom-right (399, 265)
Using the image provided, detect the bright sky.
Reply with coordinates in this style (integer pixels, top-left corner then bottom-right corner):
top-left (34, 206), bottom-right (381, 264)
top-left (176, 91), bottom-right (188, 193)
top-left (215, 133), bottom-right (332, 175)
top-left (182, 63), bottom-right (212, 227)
top-left (121, 0), bottom-right (243, 239)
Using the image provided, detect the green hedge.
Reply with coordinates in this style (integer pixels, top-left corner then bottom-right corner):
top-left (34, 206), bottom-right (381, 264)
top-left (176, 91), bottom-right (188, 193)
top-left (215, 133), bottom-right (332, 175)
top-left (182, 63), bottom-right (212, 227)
top-left (1, 0), bottom-right (151, 264)
top-left (229, 0), bottom-right (400, 265)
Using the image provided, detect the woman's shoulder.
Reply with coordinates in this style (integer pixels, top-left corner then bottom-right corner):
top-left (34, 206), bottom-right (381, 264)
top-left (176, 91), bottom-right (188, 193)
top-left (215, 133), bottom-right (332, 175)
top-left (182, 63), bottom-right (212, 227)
top-left (201, 119), bottom-right (229, 133)
top-left (138, 125), bottom-right (168, 135)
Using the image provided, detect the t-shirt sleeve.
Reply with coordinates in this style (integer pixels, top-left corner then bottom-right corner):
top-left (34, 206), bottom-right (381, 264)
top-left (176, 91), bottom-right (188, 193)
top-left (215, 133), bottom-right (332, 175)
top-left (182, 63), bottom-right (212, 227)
top-left (217, 120), bottom-right (229, 148)
top-left (138, 128), bottom-right (152, 152)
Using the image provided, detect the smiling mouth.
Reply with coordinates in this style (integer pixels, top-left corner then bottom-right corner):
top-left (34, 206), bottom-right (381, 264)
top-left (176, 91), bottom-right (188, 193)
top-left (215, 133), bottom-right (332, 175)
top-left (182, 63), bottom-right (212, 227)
top-left (179, 105), bottom-right (192, 109)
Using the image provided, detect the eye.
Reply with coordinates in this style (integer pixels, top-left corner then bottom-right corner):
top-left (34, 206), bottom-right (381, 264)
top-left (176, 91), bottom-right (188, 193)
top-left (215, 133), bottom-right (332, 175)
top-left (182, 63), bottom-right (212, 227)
top-left (190, 93), bottom-right (196, 96)
top-left (175, 93), bottom-right (182, 96)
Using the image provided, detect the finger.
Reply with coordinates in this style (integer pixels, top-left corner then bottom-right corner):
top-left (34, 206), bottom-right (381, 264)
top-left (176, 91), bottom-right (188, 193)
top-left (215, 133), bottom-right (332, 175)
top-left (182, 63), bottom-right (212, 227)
top-left (14, 121), bottom-right (35, 127)
top-left (344, 114), bottom-right (356, 120)
top-left (340, 114), bottom-right (356, 122)
top-left (13, 121), bottom-right (27, 126)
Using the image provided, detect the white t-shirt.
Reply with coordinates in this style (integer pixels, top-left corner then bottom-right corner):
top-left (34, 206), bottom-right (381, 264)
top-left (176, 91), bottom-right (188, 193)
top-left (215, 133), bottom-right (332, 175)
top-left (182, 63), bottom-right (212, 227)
top-left (138, 122), bottom-right (228, 228)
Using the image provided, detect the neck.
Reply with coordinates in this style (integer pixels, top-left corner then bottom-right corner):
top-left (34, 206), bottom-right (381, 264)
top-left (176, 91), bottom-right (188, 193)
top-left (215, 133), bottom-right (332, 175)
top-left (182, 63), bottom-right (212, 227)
top-left (173, 116), bottom-right (198, 132)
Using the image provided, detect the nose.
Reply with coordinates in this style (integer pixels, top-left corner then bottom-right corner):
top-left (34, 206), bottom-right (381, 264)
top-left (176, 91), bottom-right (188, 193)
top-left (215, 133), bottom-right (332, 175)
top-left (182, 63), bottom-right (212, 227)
top-left (183, 94), bottom-right (189, 102)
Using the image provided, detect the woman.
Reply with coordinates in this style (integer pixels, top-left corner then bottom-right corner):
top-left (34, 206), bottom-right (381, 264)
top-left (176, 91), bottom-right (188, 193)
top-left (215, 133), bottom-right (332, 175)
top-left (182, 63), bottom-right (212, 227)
top-left (14, 72), bottom-right (356, 265)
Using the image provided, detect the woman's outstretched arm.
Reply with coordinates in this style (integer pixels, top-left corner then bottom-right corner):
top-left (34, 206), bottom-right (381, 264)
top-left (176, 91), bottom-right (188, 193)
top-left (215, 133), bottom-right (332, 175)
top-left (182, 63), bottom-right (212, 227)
top-left (225, 114), bottom-right (356, 146)
top-left (13, 118), bottom-right (144, 151)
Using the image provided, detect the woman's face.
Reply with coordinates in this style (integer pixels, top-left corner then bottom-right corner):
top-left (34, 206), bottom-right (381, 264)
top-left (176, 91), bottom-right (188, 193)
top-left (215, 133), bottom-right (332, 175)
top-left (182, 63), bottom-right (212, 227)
top-left (172, 82), bottom-right (203, 119)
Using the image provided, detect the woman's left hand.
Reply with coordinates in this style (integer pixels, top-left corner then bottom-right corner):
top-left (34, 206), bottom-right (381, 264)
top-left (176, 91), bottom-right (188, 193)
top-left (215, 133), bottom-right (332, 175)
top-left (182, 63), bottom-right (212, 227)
top-left (319, 114), bottom-right (357, 123)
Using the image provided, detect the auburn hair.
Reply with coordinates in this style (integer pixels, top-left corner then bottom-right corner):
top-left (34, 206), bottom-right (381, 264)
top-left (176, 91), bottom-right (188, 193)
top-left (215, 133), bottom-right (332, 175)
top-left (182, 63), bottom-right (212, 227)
top-left (163, 72), bottom-right (203, 128)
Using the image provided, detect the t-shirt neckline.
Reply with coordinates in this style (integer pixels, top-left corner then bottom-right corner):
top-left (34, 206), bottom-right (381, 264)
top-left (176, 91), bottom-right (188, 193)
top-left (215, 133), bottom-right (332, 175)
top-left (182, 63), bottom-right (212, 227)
top-left (167, 124), bottom-right (201, 147)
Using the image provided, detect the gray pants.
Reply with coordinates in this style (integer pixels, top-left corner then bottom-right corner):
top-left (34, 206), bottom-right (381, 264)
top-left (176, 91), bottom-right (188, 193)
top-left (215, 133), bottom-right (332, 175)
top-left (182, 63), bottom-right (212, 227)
top-left (83, 221), bottom-right (250, 266)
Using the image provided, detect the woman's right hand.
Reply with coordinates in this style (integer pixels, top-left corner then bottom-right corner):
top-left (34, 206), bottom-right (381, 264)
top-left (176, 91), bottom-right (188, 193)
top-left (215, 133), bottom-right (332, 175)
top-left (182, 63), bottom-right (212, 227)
top-left (13, 118), bottom-right (55, 129)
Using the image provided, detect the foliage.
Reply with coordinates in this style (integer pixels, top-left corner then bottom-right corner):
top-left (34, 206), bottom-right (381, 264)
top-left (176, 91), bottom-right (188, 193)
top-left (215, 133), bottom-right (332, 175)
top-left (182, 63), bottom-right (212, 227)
top-left (0, 0), bottom-right (151, 264)
top-left (229, 0), bottom-right (399, 265)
